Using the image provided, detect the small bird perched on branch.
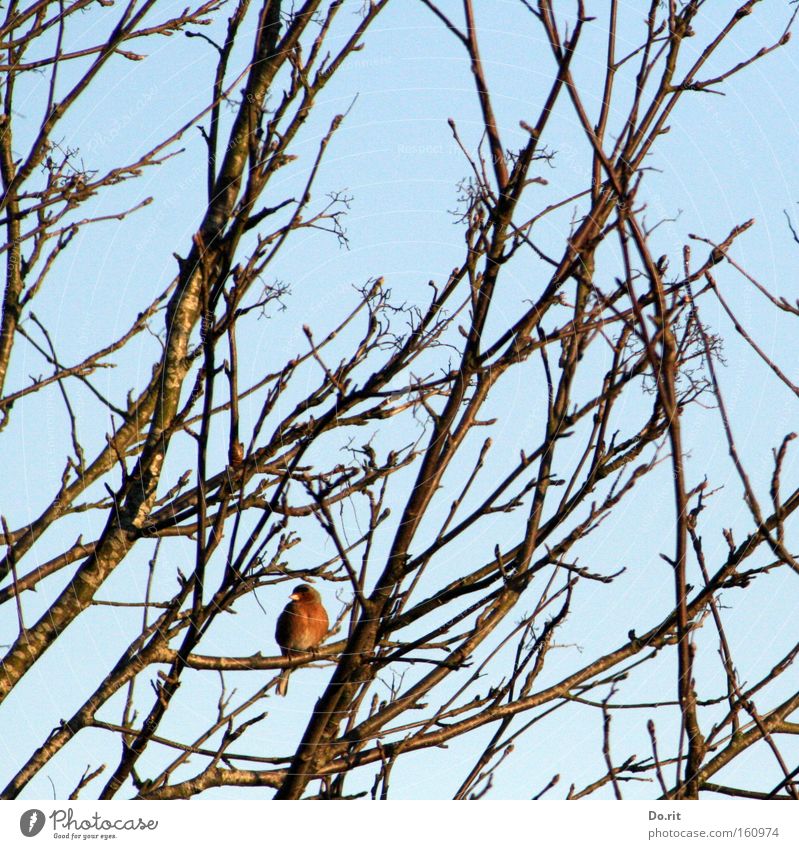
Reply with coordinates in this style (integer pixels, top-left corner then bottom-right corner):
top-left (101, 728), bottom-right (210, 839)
top-left (274, 584), bottom-right (329, 697)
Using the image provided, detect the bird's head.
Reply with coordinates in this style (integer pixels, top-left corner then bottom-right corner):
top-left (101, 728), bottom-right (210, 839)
top-left (290, 584), bottom-right (320, 602)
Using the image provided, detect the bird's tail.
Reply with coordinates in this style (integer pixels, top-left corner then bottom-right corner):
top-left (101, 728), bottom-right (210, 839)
top-left (277, 669), bottom-right (290, 697)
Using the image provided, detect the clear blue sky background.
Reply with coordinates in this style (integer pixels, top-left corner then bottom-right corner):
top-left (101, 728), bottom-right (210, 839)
top-left (2, 1), bottom-right (799, 799)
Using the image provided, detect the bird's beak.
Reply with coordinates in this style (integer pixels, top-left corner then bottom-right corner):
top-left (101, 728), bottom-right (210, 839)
top-left (290, 591), bottom-right (300, 600)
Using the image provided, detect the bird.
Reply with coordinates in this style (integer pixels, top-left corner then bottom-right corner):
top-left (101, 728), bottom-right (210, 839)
top-left (274, 583), bottom-right (329, 697)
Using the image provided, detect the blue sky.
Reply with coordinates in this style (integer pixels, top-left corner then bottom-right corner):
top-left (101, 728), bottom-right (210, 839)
top-left (3, 0), bottom-right (799, 800)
